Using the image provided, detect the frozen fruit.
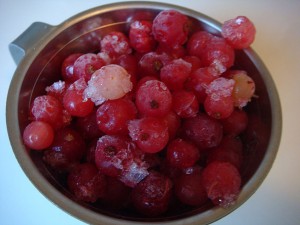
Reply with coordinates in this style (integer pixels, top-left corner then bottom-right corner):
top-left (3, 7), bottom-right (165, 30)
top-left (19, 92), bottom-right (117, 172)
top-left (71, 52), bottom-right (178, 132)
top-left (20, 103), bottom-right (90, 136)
top-left (135, 80), bottom-right (172, 117)
top-left (84, 64), bottom-right (133, 105)
top-left (23, 121), bottom-right (54, 150)
top-left (131, 171), bottom-right (173, 216)
top-left (172, 90), bottom-right (199, 118)
top-left (222, 16), bottom-right (256, 49)
top-left (128, 117), bottom-right (169, 153)
top-left (201, 161), bottom-right (241, 207)
top-left (152, 9), bottom-right (189, 47)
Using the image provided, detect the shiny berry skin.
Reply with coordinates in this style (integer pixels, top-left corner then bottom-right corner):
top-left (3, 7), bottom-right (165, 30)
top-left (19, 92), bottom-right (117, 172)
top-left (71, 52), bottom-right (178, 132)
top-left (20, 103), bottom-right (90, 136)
top-left (129, 20), bottom-right (156, 53)
top-left (160, 58), bottom-right (192, 91)
top-left (43, 127), bottom-right (86, 172)
top-left (63, 78), bottom-right (94, 117)
top-left (152, 9), bottom-right (189, 47)
top-left (61, 53), bottom-right (83, 83)
top-left (67, 163), bottom-right (107, 203)
top-left (73, 53), bottom-right (106, 81)
top-left (31, 95), bottom-right (64, 129)
top-left (135, 80), bottom-right (172, 117)
top-left (183, 113), bottom-right (223, 149)
top-left (96, 98), bottom-right (137, 135)
top-left (172, 90), bottom-right (199, 118)
top-left (100, 31), bottom-right (132, 59)
top-left (222, 16), bottom-right (256, 49)
top-left (221, 109), bottom-right (248, 136)
top-left (115, 54), bottom-right (138, 85)
top-left (128, 117), bottom-right (169, 153)
top-left (23, 121), bottom-right (54, 150)
top-left (175, 172), bottom-right (208, 206)
top-left (131, 171), bottom-right (173, 216)
top-left (187, 31), bottom-right (214, 58)
top-left (201, 161), bottom-right (241, 207)
top-left (166, 138), bottom-right (200, 169)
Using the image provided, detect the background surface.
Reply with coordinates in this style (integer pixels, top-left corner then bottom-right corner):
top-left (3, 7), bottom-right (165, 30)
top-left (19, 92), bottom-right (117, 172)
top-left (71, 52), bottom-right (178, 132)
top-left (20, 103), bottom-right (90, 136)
top-left (1, 0), bottom-right (300, 224)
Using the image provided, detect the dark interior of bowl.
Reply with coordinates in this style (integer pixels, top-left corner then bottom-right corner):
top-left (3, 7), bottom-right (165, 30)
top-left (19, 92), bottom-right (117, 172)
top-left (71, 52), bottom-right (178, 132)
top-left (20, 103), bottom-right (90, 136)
top-left (17, 5), bottom-right (272, 223)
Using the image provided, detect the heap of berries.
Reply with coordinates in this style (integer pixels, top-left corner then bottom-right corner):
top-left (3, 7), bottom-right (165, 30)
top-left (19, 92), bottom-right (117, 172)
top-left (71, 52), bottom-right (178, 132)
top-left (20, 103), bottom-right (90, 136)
top-left (22, 9), bottom-right (256, 216)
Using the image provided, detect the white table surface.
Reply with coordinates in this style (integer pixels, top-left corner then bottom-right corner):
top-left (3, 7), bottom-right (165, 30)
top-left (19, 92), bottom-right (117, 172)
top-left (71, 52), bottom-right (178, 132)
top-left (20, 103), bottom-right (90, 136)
top-left (1, 0), bottom-right (300, 224)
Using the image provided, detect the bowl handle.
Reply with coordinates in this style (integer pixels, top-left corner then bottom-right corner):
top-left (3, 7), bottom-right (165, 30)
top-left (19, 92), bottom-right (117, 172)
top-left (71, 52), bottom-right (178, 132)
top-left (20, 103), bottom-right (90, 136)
top-left (9, 22), bottom-right (54, 65)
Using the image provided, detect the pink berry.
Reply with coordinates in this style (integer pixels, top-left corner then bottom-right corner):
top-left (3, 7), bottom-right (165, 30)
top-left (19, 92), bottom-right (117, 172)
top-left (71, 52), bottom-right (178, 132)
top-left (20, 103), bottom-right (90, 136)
top-left (23, 121), bottom-right (54, 150)
top-left (222, 16), bottom-right (256, 49)
top-left (128, 117), bottom-right (169, 153)
top-left (221, 109), bottom-right (248, 136)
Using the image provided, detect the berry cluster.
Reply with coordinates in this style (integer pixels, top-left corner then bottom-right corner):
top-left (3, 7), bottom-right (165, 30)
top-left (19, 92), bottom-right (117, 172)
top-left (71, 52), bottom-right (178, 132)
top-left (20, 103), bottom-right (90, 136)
top-left (22, 9), bottom-right (256, 216)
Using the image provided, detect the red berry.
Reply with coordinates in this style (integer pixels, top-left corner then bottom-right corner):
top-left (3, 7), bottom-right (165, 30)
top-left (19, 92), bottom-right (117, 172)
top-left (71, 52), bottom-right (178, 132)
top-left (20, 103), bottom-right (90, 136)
top-left (23, 121), bottom-right (54, 150)
top-left (163, 111), bottom-right (181, 140)
top-left (206, 136), bottom-right (243, 170)
top-left (172, 90), bottom-right (199, 118)
top-left (43, 127), bottom-right (86, 172)
top-left (45, 80), bottom-right (67, 102)
top-left (182, 55), bottom-right (202, 72)
top-left (221, 109), bottom-right (248, 136)
top-left (187, 31), bottom-right (214, 57)
top-left (135, 80), bottom-right (172, 117)
top-left (131, 171), bottom-right (173, 216)
top-left (67, 163), bottom-right (107, 203)
top-left (201, 161), bottom-right (241, 207)
top-left (182, 113), bottom-right (223, 149)
top-left (115, 54), bottom-right (138, 85)
top-left (128, 117), bottom-right (169, 153)
top-left (95, 135), bottom-right (149, 187)
top-left (63, 78), bottom-right (94, 117)
top-left (129, 20), bottom-right (156, 53)
top-left (75, 109), bottom-right (103, 140)
top-left (73, 53), bottom-right (106, 81)
top-left (100, 31), bottom-right (132, 59)
top-left (31, 95), bottom-right (64, 129)
top-left (96, 98), bottom-right (137, 135)
top-left (61, 53), bottom-right (83, 83)
top-left (138, 51), bottom-right (172, 77)
top-left (175, 172), bottom-right (208, 206)
top-left (222, 16), bottom-right (256, 49)
top-left (166, 138), bottom-right (200, 169)
top-left (152, 9), bottom-right (189, 47)
top-left (184, 66), bottom-right (218, 103)
top-left (160, 58), bottom-right (192, 91)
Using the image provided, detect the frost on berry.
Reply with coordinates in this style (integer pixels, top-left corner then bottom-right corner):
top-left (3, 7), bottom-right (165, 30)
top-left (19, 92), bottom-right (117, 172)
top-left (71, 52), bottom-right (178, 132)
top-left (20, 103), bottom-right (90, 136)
top-left (222, 16), bottom-right (256, 49)
top-left (95, 135), bottom-right (149, 187)
top-left (84, 64), bottom-right (133, 105)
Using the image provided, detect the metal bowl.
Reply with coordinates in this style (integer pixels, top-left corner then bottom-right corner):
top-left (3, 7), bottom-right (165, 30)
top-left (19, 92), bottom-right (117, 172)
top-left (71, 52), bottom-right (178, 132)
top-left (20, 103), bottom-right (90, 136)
top-left (6, 1), bottom-right (282, 225)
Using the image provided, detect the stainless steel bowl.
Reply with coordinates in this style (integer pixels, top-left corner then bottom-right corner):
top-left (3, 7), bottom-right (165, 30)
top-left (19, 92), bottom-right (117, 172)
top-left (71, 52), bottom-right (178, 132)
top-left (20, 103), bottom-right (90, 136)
top-left (6, 1), bottom-right (282, 225)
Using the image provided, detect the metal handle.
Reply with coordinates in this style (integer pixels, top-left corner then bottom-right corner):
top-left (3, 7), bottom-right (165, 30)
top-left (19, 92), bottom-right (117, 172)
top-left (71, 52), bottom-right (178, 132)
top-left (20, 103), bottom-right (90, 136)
top-left (9, 22), bottom-right (54, 65)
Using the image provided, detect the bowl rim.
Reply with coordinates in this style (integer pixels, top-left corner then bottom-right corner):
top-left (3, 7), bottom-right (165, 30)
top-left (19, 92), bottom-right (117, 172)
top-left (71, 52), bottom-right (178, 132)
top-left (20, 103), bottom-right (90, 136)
top-left (6, 1), bottom-right (282, 225)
